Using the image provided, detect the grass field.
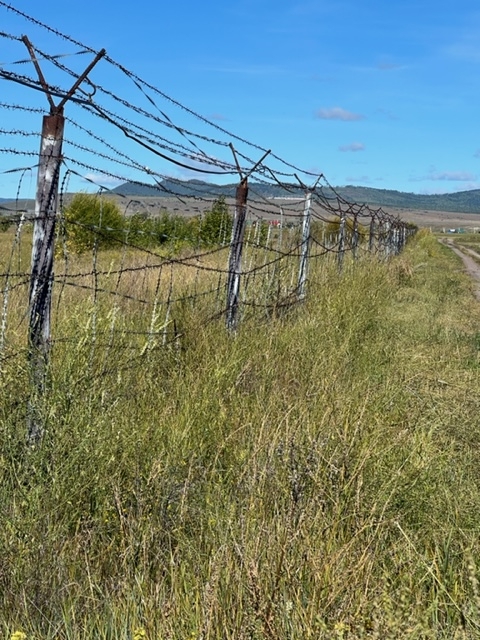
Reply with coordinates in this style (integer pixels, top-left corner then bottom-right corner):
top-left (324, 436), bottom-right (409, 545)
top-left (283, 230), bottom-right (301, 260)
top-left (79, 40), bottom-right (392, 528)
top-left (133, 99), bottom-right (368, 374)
top-left (2, 230), bottom-right (480, 638)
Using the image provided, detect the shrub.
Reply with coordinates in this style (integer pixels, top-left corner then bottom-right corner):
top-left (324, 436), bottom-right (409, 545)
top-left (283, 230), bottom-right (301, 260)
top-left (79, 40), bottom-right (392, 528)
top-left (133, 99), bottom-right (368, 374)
top-left (0, 216), bottom-right (13, 232)
top-left (62, 193), bottom-right (126, 253)
top-left (199, 196), bottom-right (233, 246)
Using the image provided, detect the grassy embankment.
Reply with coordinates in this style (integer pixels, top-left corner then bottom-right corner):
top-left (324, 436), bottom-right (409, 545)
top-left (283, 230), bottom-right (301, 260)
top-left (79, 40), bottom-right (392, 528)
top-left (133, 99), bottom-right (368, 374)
top-left (1, 230), bottom-right (480, 638)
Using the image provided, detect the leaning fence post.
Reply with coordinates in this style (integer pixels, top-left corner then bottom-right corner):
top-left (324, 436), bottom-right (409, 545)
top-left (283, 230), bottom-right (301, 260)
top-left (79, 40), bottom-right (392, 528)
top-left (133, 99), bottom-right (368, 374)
top-left (226, 145), bottom-right (270, 331)
top-left (297, 191), bottom-right (311, 300)
top-left (21, 36), bottom-right (105, 444)
top-left (226, 178), bottom-right (248, 331)
top-left (27, 112), bottom-right (65, 442)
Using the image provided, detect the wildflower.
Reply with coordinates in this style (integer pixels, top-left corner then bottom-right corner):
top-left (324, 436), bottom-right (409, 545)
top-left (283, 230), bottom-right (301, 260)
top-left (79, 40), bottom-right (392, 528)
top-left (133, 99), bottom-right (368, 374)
top-left (11, 632), bottom-right (27, 640)
top-left (133, 627), bottom-right (146, 640)
top-left (333, 621), bottom-right (349, 637)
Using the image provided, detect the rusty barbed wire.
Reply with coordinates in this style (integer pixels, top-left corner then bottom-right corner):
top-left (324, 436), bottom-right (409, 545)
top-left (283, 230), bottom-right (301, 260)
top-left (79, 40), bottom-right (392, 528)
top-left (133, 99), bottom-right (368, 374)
top-left (0, 14), bottom-right (416, 371)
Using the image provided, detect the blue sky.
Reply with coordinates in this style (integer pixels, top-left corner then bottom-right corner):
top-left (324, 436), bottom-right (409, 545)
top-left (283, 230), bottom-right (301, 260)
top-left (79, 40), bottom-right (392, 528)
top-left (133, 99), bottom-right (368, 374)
top-left (1, 0), bottom-right (480, 197)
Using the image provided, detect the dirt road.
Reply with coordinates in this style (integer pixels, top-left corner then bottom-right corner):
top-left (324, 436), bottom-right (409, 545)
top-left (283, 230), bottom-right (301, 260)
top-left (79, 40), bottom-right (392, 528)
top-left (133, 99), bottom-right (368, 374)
top-left (440, 239), bottom-right (480, 300)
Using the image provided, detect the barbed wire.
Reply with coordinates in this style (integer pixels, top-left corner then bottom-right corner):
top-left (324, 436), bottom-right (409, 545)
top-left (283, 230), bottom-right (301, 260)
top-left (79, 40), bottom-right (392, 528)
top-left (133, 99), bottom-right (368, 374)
top-left (0, 4), bottom-right (323, 179)
top-left (0, 10), bottom-right (416, 372)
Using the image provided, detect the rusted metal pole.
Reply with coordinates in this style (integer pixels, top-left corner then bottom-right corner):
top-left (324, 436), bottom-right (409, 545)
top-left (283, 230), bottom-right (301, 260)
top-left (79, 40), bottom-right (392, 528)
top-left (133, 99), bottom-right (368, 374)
top-left (226, 178), bottom-right (248, 331)
top-left (297, 191), bottom-right (311, 300)
top-left (27, 112), bottom-right (65, 443)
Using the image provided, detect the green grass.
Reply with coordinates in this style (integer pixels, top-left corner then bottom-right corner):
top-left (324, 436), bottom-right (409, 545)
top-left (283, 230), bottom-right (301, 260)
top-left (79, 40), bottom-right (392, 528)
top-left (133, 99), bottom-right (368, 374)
top-left (2, 231), bottom-right (480, 638)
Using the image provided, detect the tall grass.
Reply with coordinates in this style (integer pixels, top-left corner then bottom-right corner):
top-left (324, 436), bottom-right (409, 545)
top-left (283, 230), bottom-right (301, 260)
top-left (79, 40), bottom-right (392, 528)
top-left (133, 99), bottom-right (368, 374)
top-left (2, 231), bottom-right (480, 638)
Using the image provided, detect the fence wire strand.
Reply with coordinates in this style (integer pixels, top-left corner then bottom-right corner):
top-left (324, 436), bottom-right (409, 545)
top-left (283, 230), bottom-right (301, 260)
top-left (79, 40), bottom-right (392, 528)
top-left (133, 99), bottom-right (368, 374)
top-left (0, 13), bottom-right (415, 370)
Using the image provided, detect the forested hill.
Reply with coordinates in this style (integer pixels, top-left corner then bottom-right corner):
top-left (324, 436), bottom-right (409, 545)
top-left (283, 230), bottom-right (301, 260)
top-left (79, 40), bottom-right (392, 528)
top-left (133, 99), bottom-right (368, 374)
top-left (112, 180), bottom-right (480, 214)
top-left (337, 185), bottom-right (480, 213)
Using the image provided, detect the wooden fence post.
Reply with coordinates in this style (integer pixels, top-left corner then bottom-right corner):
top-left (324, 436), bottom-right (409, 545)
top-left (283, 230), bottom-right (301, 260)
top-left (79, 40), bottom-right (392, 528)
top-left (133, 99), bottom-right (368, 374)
top-left (352, 212), bottom-right (359, 260)
top-left (297, 191), bottom-right (311, 300)
top-left (27, 112), bottom-right (65, 443)
top-left (21, 36), bottom-right (105, 444)
top-left (226, 145), bottom-right (270, 331)
top-left (369, 214), bottom-right (375, 253)
top-left (337, 209), bottom-right (346, 272)
top-left (226, 178), bottom-right (248, 331)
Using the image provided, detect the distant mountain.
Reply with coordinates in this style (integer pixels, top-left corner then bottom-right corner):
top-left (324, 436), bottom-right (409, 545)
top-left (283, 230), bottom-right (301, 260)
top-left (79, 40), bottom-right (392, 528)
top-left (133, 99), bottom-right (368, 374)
top-left (337, 185), bottom-right (480, 214)
top-left (111, 180), bottom-right (480, 214)
top-left (113, 179), bottom-right (238, 199)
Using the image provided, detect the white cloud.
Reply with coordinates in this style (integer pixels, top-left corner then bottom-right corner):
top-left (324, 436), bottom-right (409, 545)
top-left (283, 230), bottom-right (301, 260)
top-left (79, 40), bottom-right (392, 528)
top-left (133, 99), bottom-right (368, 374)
top-left (209, 113), bottom-right (229, 121)
top-left (193, 63), bottom-right (284, 75)
top-left (410, 169), bottom-right (477, 183)
top-left (82, 173), bottom-right (124, 188)
top-left (339, 142), bottom-right (365, 152)
top-left (444, 17), bottom-right (480, 62)
top-left (315, 107), bottom-right (365, 121)
top-left (419, 182), bottom-right (480, 194)
top-left (168, 153), bottom-right (233, 182)
top-left (429, 171), bottom-right (477, 182)
top-left (345, 175), bottom-right (372, 184)
top-left (376, 107), bottom-right (399, 121)
top-left (446, 38), bottom-right (480, 62)
top-left (376, 62), bottom-right (402, 71)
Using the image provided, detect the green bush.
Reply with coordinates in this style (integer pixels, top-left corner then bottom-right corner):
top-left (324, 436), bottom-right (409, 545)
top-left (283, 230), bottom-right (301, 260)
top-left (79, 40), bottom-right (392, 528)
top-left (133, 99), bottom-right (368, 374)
top-left (62, 193), bottom-right (126, 253)
top-left (0, 216), bottom-right (13, 232)
top-left (199, 196), bottom-right (233, 246)
top-left (61, 194), bottom-right (235, 254)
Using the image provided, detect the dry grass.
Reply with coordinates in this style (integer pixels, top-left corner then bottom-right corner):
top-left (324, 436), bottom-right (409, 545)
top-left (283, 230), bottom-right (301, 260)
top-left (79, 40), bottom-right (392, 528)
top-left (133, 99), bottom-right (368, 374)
top-left (1, 230), bottom-right (480, 638)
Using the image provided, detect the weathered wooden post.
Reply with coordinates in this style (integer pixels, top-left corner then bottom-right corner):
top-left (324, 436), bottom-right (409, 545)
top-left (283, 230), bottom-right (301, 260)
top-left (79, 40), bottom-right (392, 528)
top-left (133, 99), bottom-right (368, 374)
top-left (368, 214), bottom-right (376, 253)
top-left (393, 223), bottom-right (400, 254)
top-left (385, 221), bottom-right (392, 257)
top-left (297, 191), bottom-right (311, 300)
top-left (21, 36), bottom-right (105, 443)
top-left (352, 211), bottom-right (359, 260)
top-left (278, 206), bottom-right (284, 251)
top-left (337, 208), bottom-right (346, 272)
top-left (226, 146), bottom-right (270, 331)
top-left (27, 112), bottom-right (65, 443)
top-left (226, 177), bottom-right (249, 331)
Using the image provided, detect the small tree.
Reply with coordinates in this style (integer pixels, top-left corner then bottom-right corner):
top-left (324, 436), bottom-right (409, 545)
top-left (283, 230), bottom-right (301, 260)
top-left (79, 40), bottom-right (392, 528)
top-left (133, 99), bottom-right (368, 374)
top-left (62, 193), bottom-right (125, 253)
top-left (199, 196), bottom-right (233, 246)
top-left (0, 216), bottom-right (13, 232)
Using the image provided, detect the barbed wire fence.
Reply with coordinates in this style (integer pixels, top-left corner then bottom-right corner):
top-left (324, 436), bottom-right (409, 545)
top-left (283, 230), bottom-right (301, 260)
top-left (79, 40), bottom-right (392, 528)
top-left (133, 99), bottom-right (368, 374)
top-left (0, 5), bottom-right (416, 442)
